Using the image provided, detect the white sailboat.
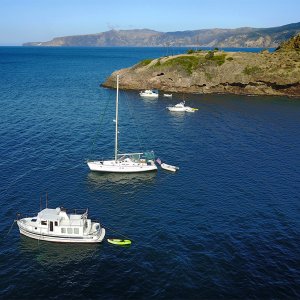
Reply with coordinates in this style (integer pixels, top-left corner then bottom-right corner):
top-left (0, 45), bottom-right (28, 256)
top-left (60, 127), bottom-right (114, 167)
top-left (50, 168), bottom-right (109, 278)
top-left (87, 75), bottom-right (157, 173)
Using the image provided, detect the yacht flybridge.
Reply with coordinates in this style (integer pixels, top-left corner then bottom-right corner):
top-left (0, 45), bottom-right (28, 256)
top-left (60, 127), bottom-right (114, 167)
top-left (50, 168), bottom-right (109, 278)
top-left (17, 207), bottom-right (105, 243)
top-left (87, 75), bottom-right (157, 173)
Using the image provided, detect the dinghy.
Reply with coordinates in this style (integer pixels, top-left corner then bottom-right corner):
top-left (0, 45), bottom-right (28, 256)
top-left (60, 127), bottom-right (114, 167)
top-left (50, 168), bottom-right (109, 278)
top-left (107, 239), bottom-right (131, 246)
top-left (161, 163), bottom-right (179, 172)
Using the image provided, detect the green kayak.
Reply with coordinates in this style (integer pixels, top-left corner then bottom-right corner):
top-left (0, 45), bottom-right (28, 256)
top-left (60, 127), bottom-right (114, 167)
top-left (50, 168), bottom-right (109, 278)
top-left (107, 238), bottom-right (131, 246)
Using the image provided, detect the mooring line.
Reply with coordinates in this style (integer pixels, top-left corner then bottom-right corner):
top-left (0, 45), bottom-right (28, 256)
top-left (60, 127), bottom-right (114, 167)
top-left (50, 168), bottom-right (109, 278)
top-left (102, 223), bottom-right (133, 242)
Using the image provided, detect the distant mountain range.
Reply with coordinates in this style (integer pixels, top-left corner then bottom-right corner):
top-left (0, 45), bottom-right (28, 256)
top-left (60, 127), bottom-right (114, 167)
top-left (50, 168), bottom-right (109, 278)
top-left (23, 22), bottom-right (300, 48)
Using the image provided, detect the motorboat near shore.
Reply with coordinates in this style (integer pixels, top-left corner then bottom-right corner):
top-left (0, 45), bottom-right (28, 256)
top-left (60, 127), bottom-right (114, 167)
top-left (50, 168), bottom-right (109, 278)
top-left (167, 101), bottom-right (198, 112)
top-left (17, 207), bottom-right (106, 243)
top-left (139, 89), bottom-right (159, 98)
top-left (163, 93), bottom-right (172, 97)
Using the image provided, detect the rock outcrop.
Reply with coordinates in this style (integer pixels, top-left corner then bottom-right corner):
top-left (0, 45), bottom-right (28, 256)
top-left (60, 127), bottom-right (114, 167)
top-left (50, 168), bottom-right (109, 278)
top-left (102, 34), bottom-right (300, 97)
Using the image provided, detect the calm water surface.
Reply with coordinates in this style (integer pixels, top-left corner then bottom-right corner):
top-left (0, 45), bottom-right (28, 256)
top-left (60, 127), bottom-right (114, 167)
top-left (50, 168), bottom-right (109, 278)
top-left (0, 47), bottom-right (299, 299)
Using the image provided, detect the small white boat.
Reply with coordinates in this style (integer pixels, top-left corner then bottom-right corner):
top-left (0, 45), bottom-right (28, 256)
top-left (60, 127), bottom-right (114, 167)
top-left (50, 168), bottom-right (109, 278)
top-left (17, 207), bottom-right (106, 243)
top-left (167, 101), bottom-right (198, 112)
top-left (161, 163), bottom-right (179, 172)
top-left (139, 89), bottom-right (159, 98)
top-left (163, 93), bottom-right (172, 97)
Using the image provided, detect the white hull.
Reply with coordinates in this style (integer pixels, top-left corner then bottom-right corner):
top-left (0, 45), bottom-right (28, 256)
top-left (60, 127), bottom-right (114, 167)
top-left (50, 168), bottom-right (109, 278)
top-left (167, 107), bottom-right (187, 112)
top-left (87, 160), bottom-right (157, 173)
top-left (167, 101), bottom-right (197, 112)
top-left (17, 221), bottom-right (106, 243)
top-left (139, 90), bottom-right (159, 98)
top-left (167, 107), bottom-right (195, 112)
top-left (140, 95), bottom-right (158, 98)
top-left (161, 163), bottom-right (179, 172)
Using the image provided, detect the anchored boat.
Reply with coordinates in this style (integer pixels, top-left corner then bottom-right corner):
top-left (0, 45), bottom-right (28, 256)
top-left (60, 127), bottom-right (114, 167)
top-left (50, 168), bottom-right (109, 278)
top-left (163, 93), bottom-right (172, 97)
top-left (156, 158), bottom-right (179, 172)
top-left (17, 207), bottom-right (105, 243)
top-left (87, 75), bottom-right (157, 173)
top-left (167, 101), bottom-right (198, 112)
top-left (139, 89), bottom-right (159, 98)
top-left (161, 163), bottom-right (179, 172)
top-left (107, 238), bottom-right (131, 246)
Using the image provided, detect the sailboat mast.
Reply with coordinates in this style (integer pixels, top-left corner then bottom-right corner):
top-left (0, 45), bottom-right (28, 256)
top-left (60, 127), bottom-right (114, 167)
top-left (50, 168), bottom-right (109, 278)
top-left (114, 75), bottom-right (119, 161)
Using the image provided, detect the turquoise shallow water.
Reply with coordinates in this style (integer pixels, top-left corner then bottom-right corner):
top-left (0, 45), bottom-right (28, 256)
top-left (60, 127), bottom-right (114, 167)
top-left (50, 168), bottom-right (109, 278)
top-left (0, 47), bottom-right (300, 299)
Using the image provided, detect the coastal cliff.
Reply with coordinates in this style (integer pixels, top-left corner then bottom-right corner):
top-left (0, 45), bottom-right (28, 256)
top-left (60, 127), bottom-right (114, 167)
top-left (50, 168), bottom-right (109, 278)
top-left (102, 34), bottom-right (300, 97)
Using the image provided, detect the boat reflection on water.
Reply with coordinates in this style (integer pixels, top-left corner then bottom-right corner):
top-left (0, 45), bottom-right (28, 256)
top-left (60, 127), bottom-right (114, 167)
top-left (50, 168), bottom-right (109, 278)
top-left (87, 171), bottom-right (157, 189)
top-left (19, 235), bottom-right (99, 267)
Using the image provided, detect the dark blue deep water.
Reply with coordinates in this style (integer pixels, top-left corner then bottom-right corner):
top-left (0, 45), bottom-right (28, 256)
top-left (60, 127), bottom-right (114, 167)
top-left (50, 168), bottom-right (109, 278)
top-left (0, 47), bottom-right (299, 299)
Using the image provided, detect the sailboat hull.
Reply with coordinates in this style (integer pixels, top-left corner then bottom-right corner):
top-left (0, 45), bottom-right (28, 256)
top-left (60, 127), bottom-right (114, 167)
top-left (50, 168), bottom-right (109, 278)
top-left (87, 160), bottom-right (157, 173)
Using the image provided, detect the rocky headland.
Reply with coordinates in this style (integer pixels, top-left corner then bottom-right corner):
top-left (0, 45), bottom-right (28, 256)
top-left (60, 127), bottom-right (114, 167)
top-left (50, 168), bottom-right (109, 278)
top-left (102, 34), bottom-right (300, 97)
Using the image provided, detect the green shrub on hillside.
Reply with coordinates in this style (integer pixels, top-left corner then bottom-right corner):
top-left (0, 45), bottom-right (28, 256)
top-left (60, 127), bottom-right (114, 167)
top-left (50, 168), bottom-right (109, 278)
top-left (186, 49), bottom-right (203, 54)
top-left (205, 51), bottom-right (214, 59)
top-left (154, 59), bottom-right (161, 67)
top-left (243, 65), bottom-right (261, 75)
top-left (211, 54), bottom-right (226, 65)
top-left (187, 49), bottom-right (195, 54)
top-left (160, 55), bottom-right (202, 75)
top-left (205, 51), bottom-right (226, 65)
top-left (137, 59), bottom-right (153, 67)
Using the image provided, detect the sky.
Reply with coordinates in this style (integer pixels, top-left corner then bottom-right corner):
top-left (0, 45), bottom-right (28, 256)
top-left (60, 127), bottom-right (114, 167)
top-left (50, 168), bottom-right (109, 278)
top-left (0, 0), bottom-right (300, 45)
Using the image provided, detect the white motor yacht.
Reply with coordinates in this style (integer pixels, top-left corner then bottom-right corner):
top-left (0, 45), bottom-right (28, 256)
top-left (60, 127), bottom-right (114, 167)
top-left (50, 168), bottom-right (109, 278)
top-left (17, 207), bottom-right (105, 243)
top-left (139, 89), bottom-right (159, 98)
top-left (167, 101), bottom-right (198, 112)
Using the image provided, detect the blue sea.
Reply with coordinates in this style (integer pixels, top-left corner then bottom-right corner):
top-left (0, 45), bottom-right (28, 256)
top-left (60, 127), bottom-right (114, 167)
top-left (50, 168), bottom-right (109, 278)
top-left (0, 46), bottom-right (299, 299)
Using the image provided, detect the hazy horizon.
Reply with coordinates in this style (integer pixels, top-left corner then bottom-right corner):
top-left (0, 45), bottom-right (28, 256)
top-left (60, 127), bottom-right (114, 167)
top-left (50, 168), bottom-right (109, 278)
top-left (1, 0), bottom-right (300, 46)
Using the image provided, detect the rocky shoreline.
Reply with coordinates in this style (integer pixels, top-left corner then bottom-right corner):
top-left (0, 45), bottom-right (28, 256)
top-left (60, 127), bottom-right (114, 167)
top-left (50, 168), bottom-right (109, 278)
top-left (102, 35), bottom-right (300, 98)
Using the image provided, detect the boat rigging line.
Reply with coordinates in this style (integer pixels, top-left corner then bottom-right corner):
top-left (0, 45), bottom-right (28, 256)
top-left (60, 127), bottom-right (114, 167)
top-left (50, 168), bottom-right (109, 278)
top-left (122, 91), bottom-right (145, 152)
top-left (88, 91), bottom-right (114, 159)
